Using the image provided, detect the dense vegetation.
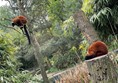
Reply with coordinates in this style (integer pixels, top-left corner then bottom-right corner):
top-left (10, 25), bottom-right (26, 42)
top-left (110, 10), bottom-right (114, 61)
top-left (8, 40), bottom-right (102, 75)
top-left (82, 0), bottom-right (118, 50)
top-left (0, 0), bottom-right (118, 82)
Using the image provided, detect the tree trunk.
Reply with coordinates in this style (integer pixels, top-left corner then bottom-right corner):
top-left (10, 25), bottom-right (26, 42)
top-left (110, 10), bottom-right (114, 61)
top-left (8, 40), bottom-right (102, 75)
top-left (31, 35), bottom-right (49, 83)
top-left (85, 54), bottom-right (118, 83)
top-left (17, 0), bottom-right (49, 83)
top-left (73, 10), bottom-right (99, 44)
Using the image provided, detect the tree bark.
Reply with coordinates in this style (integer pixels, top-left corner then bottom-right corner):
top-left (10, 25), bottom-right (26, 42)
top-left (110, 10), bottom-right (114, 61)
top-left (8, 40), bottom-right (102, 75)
top-left (73, 10), bottom-right (99, 44)
top-left (85, 55), bottom-right (118, 83)
top-left (17, 0), bottom-right (49, 83)
top-left (31, 35), bottom-right (49, 83)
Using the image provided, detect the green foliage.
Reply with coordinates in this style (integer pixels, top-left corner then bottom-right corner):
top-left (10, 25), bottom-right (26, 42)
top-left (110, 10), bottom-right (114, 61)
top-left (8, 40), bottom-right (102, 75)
top-left (106, 35), bottom-right (118, 51)
top-left (93, 0), bottom-right (117, 12)
top-left (52, 47), bottom-right (80, 69)
top-left (28, 74), bottom-right (41, 83)
top-left (48, 0), bottom-right (82, 22)
top-left (2, 0), bottom-right (83, 73)
top-left (81, 0), bottom-right (94, 15)
top-left (79, 39), bottom-right (89, 59)
top-left (0, 6), bottom-right (13, 30)
top-left (52, 16), bottom-right (79, 38)
top-left (62, 16), bottom-right (75, 37)
top-left (0, 30), bottom-right (39, 83)
top-left (81, 0), bottom-right (118, 52)
top-left (82, 0), bottom-right (118, 42)
top-left (0, 30), bottom-right (17, 62)
top-left (51, 16), bottom-right (75, 37)
top-left (109, 40), bottom-right (118, 51)
top-left (47, 67), bottom-right (59, 73)
top-left (48, 15), bottom-right (82, 69)
top-left (90, 7), bottom-right (113, 35)
top-left (48, 0), bottom-right (65, 21)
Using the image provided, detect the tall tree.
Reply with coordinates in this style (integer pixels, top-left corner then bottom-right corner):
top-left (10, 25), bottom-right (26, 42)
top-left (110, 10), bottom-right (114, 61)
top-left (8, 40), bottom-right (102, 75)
top-left (73, 10), bottom-right (99, 44)
top-left (8, 0), bottom-right (50, 82)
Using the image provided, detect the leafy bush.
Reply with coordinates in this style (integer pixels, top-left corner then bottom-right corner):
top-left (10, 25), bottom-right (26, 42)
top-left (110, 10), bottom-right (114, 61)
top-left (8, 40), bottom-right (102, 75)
top-left (0, 30), bottom-right (40, 83)
top-left (79, 39), bottom-right (89, 59)
top-left (47, 67), bottom-right (59, 73)
top-left (106, 35), bottom-right (118, 51)
top-left (46, 16), bottom-right (82, 69)
top-left (82, 0), bottom-right (118, 40)
top-left (53, 48), bottom-right (81, 69)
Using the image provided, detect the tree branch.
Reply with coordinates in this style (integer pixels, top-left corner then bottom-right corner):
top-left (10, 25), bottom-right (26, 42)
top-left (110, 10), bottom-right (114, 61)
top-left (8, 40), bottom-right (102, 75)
top-left (0, 22), bottom-right (21, 34)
